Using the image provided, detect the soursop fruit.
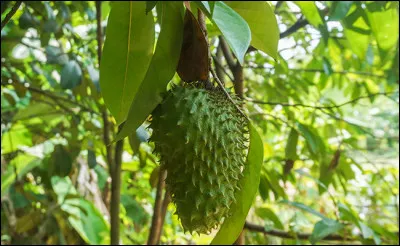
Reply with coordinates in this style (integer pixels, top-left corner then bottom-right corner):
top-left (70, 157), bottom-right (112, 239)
top-left (149, 84), bottom-right (249, 234)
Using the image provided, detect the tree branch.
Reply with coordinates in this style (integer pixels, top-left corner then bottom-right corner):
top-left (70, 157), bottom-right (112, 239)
top-left (219, 36), bottom-right (236, 72)
top-left (147, 170), bottom-right (167, 245)
top-left (280, 18), bottom-right (309, 39)
top-left (155, 189), bottom-right (171, 244)
top-left (1, 1), bottom-right (22, 31)
top-left (247, 91), bottom-right (398, 109)
top-left (244, 221), bottom-right (357, 241)
top-left (110, 135), bottom-right (124, 245)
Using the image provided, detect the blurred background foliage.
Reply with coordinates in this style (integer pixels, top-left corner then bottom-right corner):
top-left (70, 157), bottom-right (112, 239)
top-left (1, 1), bottom-right (399, 245)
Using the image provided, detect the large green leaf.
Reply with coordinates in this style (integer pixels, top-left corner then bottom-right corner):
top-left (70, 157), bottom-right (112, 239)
top-left (115, 2), bottom-right (184, 141)
top-left (296, 122), bottom-right (325, 159)
top-left (285, 127), bottom-right (298, 160)
top-left (49, 145), bottom-right (73, 177)
top-left (100, 2), bottom-right (155, 124)
top-left (366, 6), bottom-right (399, 51)
top-left (225, 1), bottom-right (279, 59)
top-left (342, 6), bottom-right (371, 59)
top-left (1, 124), bottom-right (33, 154)
top-left (211, 122), bottom-right (263, 245)
top-left (329, 1), bottom-right (353, 21)
top-left (60, 60), bottom-right (82, 90)
top-left (310, 219), bottom-right (344, 244)
top-left (1, 154), bottom-right (40, 195)
top-left (295, 1), bottom-right (324, 28)
top-left (255, 207), bottom-right (284, 230)
top-left (13, 102), bottom-right (61, 121)
top-left (51, 176), bottom-right (110, 245)
top-left (198, 1), bottom-right (251, 65)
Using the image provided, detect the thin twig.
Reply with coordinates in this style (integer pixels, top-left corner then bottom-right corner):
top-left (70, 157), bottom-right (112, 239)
top-left (212, 55), bottom-right (234, 82)
top-left (211, 69), bottom-right (250, 122)
top-left (244, 221), bottom-right (359, 241)
top-left (155, 189), bottom-right (171, 244)
top-left (147, 170), bottom-right (167, 245)
top-left (1, 1), bottom-right (22, 31)
top-left (247, 91), bottom-right (398, 109)
top-left (110, 135), bottom-right (124, 245)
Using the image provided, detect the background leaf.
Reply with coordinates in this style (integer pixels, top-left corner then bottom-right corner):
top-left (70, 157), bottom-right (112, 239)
top-left (60, 60), bottom-right (82, 90)
top-left (295, 1), bottom-right (324, 28)
top-left (310, 219), bottom-right (344, 244)
top-left (366, 6), bottom-right (399, 51)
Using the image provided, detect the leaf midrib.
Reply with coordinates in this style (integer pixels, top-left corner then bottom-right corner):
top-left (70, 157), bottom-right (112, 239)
top-left (119, 2), bottom-right (133, 121)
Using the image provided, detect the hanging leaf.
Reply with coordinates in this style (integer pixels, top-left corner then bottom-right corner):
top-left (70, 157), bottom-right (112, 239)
top-left (285, 128), bottom-right (299, 160)
top-left (211, 122), bottom-right (263, 245)
top-left (197, 1), bottom-right (251, 65)
top-left (295, 1), bottom-right (324, 28)
top-left (225, 1), bottom-right (279, 59)
top-left (100, 2), bottom-right (155, 124)
top-left (176, 8), bottom-right (209, 82)
top-left (51, 176), bottom-right (110, 244)
top-left (329, 1), bottom-right (353, 21)
top-left (366, 6), bottom-right (399, 51)
top-left (49, 145), bottom-right (73, 177)
top-left (115, 2), bottom-right (184, 141)
top-left (60, 60), bottom-right (82, 90)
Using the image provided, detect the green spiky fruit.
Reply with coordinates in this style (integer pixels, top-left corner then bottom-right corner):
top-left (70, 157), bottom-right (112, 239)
top-left (149, 84), bottom-right (249, 234)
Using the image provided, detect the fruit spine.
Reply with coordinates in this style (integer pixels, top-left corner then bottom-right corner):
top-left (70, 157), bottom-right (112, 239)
top-left (149, 84), bottom-right (249, 234)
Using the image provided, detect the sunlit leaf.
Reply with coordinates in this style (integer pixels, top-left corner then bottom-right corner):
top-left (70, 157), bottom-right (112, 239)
top-left (197, 1), bottom-right (251, 65)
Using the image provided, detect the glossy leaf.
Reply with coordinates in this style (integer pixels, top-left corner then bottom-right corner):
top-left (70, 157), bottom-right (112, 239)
top-left (51, 176), bottom-right (110, 244)
top-left (100, 1), bottom-right (155, 124)
top-left (329, 1), bottom-right (353, 21)
top-left (211, 122), bottom-right (263, 245)
top-left (310, 219), bottom-right (344, 244)
top-left (285, 128), bottom-right (298, 160)
top-left (366, 6), bottom-right (399, 51)
top-left (295, 1), bottom-right (324, 28)
top-left (296, 122), bottom-right (325, 159)
top-left (1, 154), bottom-right (40, 194)
top-left (225, 1), bottom-right (279, 59)
top-left (115, 2), bottom-right (184, 141)
top-left (198, 1), bottom-right (251, 65)
top-left (60, 60), bottom-right (82, 90)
